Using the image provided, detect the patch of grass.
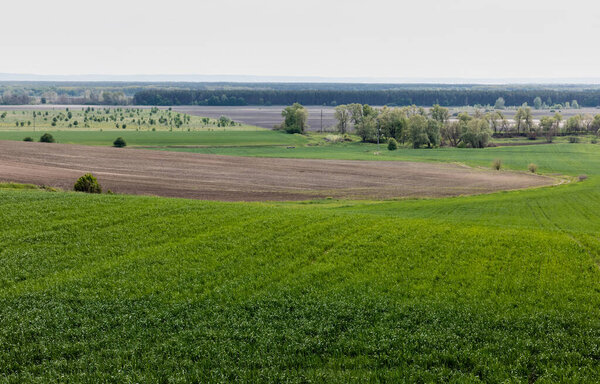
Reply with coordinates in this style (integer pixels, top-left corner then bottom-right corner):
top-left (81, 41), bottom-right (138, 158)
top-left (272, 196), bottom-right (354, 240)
top-left (1, 184), bottom-right (600, 382)
top-left (162, 141), bottom-right (600, 176)
top-left (0, 182), bottom-right (39, 190)
top-left (0, 130), bottom-right (307, 147)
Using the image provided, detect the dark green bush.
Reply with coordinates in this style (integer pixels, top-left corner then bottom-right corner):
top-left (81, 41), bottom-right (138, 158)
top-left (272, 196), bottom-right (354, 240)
top-left (113, 137), bottom-right (127, 148)
top-left (74, 173), bottom-right (102, 194)
top-left (568, 136), bottom-right (579, 143)
top-left (39, 133), bottom-right (55, 143)
top-left (23, 137), bottom-right (33, 142)
top-left (387, 138), bottom-right (398, 151)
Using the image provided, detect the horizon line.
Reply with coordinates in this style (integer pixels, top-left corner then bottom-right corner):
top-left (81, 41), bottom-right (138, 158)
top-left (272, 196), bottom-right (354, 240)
top-left (3, 73), bottom-right (600, 85)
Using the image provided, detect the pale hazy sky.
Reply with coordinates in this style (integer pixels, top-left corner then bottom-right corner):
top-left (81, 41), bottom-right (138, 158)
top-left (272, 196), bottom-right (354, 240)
top-left (2, 0), bottom-right (599, 81)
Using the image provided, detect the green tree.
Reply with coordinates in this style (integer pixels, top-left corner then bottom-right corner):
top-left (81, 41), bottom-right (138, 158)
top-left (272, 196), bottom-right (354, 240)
top-left (539, 116), bottom-right (556, 142)
top-left (494, 97), bottom-right (506, 109)
top-left (334, 105), bottom-right (351, 134)
top-left (113, 137), bottom-right (127, 148)
top-left (533, 97), bottom-right (542, 110)
top-left (347, 103), bottom-right (365, 127)
top-left (566, 115), bottom-right (582, 133)
top-left (355, 113), bottom-right (377, 142)
top-left (387, 138), bottom-right (398, 150)
top-left (430, 104), bottom-right (450, 124)
top-left (553, 112), bottom-right (563, 132)
top-left (591, 114), bottom-right (600, 132)
top-left (74, 173), bottom-right (102, 194)
top-left (514, 106), bottom-right (533, 135)
top-left (408, 114), bottom-right (429, 148)
top-left (280, 103), bottom-right (308, 134)
top-left (425, 119), bottom-right (441, 148)
top-left (441, 121), bottom-right (461, 147)
top-left (378, 107), bottom-right (408, 143)
top-left (39, 133), bottom-right (55, 143)
top-left (460, 118), bottom-right (491, 148)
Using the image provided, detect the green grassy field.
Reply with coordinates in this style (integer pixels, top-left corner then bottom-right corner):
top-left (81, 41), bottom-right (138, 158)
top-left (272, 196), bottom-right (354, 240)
top-left (163, 139), bottom-right (598, 174)
top-left (0, 130), bottom-right (307, 147)
top-left (1, 138), bottom-right (600, 381)
top-left (0, 108), bottom-right (313, 148)
top-left (0, 107), bottom-right (260, 131)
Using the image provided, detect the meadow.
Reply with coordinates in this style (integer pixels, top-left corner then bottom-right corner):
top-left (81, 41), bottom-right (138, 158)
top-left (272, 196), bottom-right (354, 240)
top-left (1, 134), bottom-right (600, 382)
top-left (0, 108), bottom-right (310, 148)
top-left (0, 130), bottom-right (306, 147)
top-left (0, 107), bottom-right (261, 131)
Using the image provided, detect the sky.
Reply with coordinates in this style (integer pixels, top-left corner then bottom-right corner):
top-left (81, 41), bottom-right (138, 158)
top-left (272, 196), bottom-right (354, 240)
top-left (2, 0), bottom-right (599, 82)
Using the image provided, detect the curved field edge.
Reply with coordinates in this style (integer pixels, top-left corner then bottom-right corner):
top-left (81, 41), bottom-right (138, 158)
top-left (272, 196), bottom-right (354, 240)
top-left (1, 187), bottom-right (600, 382)
top-left (160, 141), bottom-right (599, 176)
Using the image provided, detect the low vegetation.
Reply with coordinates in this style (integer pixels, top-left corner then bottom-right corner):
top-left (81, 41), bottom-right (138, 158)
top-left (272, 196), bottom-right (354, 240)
top-left (387, 137), bottom-right (397, 150)
top-left (113, 137), bottom-right (127, 148)
top-left (39, 132), bottom-right (54, 143)
top-left (528, 163), bottom-right (538, 173)
top-left (73, 173), bottom-right (102, 193)
top-left (493, 158), bottom-right (502, 170)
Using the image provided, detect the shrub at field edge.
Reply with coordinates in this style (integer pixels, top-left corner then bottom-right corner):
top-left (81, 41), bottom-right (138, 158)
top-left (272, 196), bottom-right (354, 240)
top-left (74, 173), bottom-right (102, 194)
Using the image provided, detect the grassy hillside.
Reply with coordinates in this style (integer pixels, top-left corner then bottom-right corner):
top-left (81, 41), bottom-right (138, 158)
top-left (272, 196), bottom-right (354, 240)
top-left (1, 141), bottom-right (600, 382)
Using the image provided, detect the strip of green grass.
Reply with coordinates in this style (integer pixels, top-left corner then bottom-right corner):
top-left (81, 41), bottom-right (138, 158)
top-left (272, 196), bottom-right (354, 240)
top-left (0, 130), bottom-right (307, 147)
top-left (164, 141), bottom-right (600, 175)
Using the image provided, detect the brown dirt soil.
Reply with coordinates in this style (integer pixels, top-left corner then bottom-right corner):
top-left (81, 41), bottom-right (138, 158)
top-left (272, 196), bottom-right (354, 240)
top-left (0, 141), bottom-right (555, 201)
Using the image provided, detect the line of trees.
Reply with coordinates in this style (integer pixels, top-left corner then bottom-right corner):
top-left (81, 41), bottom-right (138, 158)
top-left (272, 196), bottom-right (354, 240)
top-left (331, 104), bottom-right (600, 148)
top-left (333, 104), bottom-right (491, 148)
top-left (132, 89), bottom-right (600, 107)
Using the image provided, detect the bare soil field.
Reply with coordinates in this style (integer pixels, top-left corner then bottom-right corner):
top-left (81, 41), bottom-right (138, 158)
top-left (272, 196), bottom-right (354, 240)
top-left (0, 141), bottom-right (554, 201)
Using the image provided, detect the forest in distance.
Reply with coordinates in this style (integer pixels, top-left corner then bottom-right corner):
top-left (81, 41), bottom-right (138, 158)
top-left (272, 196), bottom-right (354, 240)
top-left (5, 81), bottom-right (600, 107)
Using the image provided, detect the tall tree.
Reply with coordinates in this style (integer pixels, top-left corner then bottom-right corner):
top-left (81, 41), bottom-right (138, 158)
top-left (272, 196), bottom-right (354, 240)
top-left (408, 115), bottom-right (429, 148)
top-left (430, 104), bottom-right (450, 124)
top-left (494, 97), bottom-right (506, 109)
top-left (334, 105), bottom-right (351, 134)
top-left (280, 103), bottom-right (308, 134)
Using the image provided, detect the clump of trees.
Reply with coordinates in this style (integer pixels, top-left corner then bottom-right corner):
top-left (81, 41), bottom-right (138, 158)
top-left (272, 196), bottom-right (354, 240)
top-left (278, 103), bottom-right (308, 134)
top-left (332, 104), bottom-right (489, 149)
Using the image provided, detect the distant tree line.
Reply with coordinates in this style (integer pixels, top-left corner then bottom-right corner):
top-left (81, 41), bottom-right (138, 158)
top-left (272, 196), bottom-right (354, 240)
top-left (132, 89), bottom-right (600, 107)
